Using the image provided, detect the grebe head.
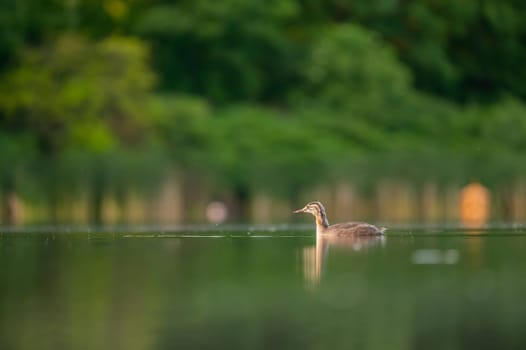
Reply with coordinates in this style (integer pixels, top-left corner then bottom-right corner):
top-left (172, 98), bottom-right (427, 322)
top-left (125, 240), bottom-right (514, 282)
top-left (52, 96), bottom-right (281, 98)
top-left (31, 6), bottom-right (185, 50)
top-left (293, 201), bottom-right (326, 217)
top-left (294, 201), bottom-right (330, 230)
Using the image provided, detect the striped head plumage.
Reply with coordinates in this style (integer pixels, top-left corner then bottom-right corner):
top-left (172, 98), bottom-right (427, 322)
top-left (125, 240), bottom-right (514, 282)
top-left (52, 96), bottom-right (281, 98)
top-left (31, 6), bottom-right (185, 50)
top-left (293, 201), bottom-right (329, 228)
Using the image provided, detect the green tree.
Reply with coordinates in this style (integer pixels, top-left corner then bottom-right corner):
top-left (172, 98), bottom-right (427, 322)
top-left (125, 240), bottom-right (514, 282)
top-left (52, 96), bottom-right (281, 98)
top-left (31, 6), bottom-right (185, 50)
top-left (0, 34), bottom-right (158, 223)
top-left (305, 0), bottom-right (526, 102)
top-left (296, 24), bottom-right (411, 113)
top-left (136, 0), bottom-right (300, 104)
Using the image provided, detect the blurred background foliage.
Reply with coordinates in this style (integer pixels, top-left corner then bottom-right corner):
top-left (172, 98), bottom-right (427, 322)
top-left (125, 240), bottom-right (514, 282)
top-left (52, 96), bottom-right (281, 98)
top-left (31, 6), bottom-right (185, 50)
top-left (1, 0), bottom-right (526, 224)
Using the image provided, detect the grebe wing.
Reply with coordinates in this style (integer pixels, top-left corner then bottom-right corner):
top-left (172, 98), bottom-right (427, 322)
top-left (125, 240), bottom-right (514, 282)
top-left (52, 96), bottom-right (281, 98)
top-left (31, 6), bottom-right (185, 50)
top-left (328, 222), bottom-right (385, 236)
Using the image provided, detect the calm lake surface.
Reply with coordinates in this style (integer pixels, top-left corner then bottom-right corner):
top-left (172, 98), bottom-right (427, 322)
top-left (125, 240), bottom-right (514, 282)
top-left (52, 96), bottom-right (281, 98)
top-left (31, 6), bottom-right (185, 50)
top-left (1, 226), bottom-right (526, 350)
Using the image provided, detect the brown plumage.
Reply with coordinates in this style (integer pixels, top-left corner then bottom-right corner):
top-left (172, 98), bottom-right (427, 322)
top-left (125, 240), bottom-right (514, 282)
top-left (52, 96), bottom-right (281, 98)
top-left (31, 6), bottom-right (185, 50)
top-left (294, 201), bottom-right (386, 236)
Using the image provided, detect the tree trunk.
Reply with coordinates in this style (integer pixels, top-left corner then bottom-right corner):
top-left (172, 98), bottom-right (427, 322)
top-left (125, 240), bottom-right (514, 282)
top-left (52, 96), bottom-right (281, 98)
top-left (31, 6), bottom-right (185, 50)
top-left (231, 185), bottom-right (250, 222)
top-left (90, 168), bottom-right (105, 226)
top-left (1, 174), bottom-right (15, 224)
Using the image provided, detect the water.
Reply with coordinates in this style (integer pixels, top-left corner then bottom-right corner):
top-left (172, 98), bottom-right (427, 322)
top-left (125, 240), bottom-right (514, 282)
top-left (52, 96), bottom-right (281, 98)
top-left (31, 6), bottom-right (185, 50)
top-left (1, 226), bottom-right (526, 349)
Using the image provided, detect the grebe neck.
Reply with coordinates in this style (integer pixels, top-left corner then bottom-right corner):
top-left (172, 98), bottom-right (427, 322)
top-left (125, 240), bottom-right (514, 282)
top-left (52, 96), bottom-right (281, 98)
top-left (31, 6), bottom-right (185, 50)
top-left (315, 208), bottom-right (329, 232)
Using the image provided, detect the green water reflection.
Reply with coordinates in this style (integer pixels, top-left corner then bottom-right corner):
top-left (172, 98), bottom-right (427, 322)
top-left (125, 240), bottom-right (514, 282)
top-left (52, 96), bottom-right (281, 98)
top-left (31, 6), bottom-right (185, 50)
top-left (1, 228), bottom-right (526, 349)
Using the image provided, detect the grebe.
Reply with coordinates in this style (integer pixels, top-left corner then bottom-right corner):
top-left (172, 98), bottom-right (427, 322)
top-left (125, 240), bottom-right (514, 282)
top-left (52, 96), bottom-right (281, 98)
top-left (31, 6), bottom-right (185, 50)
top-left (294, 201), bottom-right (385, 236)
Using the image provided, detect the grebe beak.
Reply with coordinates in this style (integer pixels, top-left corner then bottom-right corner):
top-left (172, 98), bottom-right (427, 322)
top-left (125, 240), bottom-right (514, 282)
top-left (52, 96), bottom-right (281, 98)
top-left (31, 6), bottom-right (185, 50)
top-left (293, 207), bottom-right (306, 213)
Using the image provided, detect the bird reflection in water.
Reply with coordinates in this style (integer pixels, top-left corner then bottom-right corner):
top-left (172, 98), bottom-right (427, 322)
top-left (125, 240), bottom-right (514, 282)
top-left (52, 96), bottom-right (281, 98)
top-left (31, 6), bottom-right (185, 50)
top-left (302, 234), bottom-right (385, 286)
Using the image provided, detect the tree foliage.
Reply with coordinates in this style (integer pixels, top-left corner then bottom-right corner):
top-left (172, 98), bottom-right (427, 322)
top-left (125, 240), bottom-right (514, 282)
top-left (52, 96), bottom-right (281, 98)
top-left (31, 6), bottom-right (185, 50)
top-left (136, 0), bottom-right (300, 103)
top-left (0, 34), bottom-right (155, 154)
top-left (1, 0), bottom-right (526, 222)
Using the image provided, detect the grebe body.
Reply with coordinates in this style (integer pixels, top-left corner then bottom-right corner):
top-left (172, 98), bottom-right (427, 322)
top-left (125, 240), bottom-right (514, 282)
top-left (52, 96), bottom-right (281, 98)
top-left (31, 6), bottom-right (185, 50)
top-left (294, 201), bottom-right (385, 236)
